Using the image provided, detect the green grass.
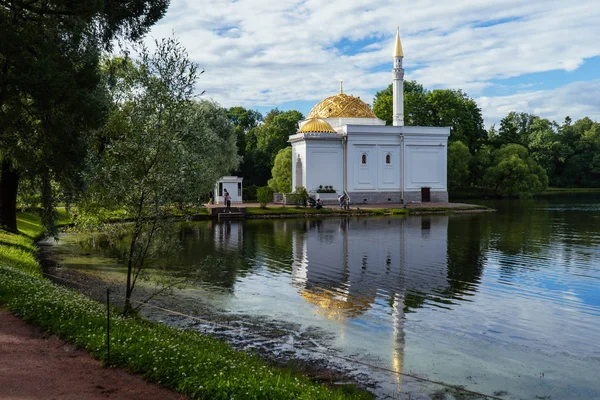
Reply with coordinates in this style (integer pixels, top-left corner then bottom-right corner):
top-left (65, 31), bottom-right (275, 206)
top-left (0, 266), bottom-right (369, 399)
top-left (0, 212), bottom-right (371, 399)
top-left (0, 229), bottom-right (39, 276)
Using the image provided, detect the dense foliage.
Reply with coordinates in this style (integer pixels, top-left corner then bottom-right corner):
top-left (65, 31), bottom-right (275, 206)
top-left (268, 147), bottom-right (293, 194)
top-left (82, 38), bottom-right (238, 311)
top-left (256, 186), bottom-right (274, 208)
top-left (0, 0), bottom-right (169, 233)
top-left (484, 144), bottom-right (548, 197)
top-left (229, 108), bottom-right (302, 187)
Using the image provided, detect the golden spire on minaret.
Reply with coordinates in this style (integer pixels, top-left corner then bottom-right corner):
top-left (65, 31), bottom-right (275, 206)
top-left (340, 79), bottom-right (343, 94)
top-left (393, 26), bottom-right (403, 57)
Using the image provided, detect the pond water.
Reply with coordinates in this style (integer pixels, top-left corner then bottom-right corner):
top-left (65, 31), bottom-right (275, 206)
top-left (51, 197), bottom-right (600, 399)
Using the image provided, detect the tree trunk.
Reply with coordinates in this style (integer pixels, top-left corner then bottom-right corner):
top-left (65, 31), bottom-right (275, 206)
top-left (0, 160), bottom-right (19, 233)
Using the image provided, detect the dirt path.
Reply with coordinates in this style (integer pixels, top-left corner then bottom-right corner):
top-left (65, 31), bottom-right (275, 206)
top-left (0, 308), bottom-right (184, 400)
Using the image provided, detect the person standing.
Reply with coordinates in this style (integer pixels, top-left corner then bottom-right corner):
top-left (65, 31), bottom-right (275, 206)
top-left (224, 189), bottom-right (231, 211)
top-left (208, 191), bottom-right (214, 205)
top-left (338, 193), bottom-right (345, 209)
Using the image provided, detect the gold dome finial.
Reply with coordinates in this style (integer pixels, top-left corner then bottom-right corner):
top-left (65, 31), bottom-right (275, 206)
top-left (394, 27), bottom-right (403, 57)
top-left (340, 79), bottom-right (343, 94)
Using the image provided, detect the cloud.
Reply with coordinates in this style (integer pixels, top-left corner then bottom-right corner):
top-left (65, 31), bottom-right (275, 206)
top-left (143, 0), bottom-right (600, 124)
top-left (478, 80), bottom-right (600, 127)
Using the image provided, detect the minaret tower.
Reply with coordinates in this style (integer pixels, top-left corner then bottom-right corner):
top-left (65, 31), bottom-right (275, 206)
top-left (392, 27), bottom-right (404, 126)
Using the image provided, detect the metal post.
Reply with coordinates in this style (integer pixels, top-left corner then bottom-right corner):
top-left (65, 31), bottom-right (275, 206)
top-left (106, 288), bottom-right (110, 365)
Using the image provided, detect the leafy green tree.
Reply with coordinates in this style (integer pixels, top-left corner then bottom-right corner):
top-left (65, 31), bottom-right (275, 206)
top-left (489, 112), bottom-right (537, 148)
top-left (257, 109), bottom-right (303, 163)
top-left (373, 80), bottom-right (428, 126)
top-left (243, 109), bottom-right (302, 187)
top-left (227, 106), bottom-right (263, 178)
top-left (447, 141), bottom-right (471, 189)
top-left (469, 145), bottom-right (492, 187)
top-left (373, 81), bottom-right (486, 151)
top-left (425, 89), bottom-right (487, 151)
top-left (484, 144), bottom-right (548, 197)
top-left (556, 117), bottom-right (600, 187)
top-left (269, 147), bottom-right (292, 194)
top-left (257, 186), bottom-right (274, 208)
top-left (82, 38), bottom-right (238, 312)
top-left (0, 0), bottom-right (169, 232)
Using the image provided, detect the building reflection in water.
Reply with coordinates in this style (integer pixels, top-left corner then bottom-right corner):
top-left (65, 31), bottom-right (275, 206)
top-left (291, 216), bottom-right (449, 387)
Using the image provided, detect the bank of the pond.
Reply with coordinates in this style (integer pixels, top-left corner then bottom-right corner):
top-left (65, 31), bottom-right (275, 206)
top-left (0, 214), bottom-right (371, 400)
top-left (243, 202), bottom-right (489, 218)
top-left (449, 186), bottom-right (600, 200)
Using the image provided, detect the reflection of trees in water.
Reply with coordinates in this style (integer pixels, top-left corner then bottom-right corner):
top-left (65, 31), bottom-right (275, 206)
top-left (478, 198), bottom-right (600, 279)
top-left (177, 219), bottom-right (302, 289)
top-left (445, 215), bottom-right (487, 297)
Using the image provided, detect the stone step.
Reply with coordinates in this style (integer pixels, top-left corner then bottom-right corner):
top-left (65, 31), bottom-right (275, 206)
top-left (210, 207), bottom-right (246, 217)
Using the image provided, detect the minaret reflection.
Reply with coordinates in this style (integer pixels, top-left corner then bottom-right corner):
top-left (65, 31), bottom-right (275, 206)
top-left (291, 216), bottom-right (449, 388)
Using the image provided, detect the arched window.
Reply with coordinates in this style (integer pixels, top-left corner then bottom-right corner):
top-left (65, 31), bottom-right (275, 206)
top-left (361, 153), bottom-right (367, 164)
top-left (385, 154), bottom-right (391, 164)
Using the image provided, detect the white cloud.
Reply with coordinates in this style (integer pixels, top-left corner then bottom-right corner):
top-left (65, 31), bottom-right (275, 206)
top-left (478, 80), bottom-right (600, 127)
top-left (144, 0), bottom-right (600, 123)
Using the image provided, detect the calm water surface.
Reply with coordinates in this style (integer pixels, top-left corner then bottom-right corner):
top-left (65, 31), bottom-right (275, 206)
top-left (53, 197), bottom-right (600, 399)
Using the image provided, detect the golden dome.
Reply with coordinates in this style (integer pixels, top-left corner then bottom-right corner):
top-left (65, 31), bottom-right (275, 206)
top-left (307, 93), bottom-right (377, 119)
top-left (299, 118), bottom-right (337, 133)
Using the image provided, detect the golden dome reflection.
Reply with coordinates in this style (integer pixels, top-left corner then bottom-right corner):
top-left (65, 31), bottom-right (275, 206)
top-left (301, 288), bottom-right (373, 320)
top-left (299, 118), bottom-right (337, 133)
top-left (307, 93), bottom-right (377, 119)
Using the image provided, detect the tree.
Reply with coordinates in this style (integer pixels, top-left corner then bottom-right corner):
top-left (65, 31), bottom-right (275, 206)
top-left (242, 109), bottom-right (302, 187)
top-left (269, 147), bottom-right (292, 194)
top-left (373, 80), bottom-right (428, 126)
top-left (469, 145), bottom-right (492, 187)
top-left (490, 112), bottom-right (537, 148)
top-left (447, 141), bottom-right (471, 189)
top-left (257, 186), bottom-right (274, 208)
top-left (0, 0), bottom-right (169, 232)
top-left (484, 144), bottom-right (548, 197)
top-left (373, 81), bottom-right (487, 151)
top-left (555, 117), bottom-right (600, 187)
top-left (227, 106), bottom-right (263, 179)
top-left (82, 38), bottom-right (238, 312)
top-left (257, 109), bottom-right (303, 163)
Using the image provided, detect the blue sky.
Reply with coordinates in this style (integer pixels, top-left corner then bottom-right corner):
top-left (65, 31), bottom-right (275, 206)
top-left (146, 0), bottom-right (600, 127)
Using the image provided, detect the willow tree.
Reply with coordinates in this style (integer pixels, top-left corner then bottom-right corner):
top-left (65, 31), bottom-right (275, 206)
top-left (83, 38), bottom-right (238, 313)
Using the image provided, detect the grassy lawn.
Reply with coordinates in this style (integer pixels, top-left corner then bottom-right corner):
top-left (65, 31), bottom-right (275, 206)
top-left (0, 212), bottom-right (371, 399)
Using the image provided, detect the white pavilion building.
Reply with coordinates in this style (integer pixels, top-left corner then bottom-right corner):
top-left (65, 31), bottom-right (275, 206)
top-left (289, 30), bottom-right (450, 204)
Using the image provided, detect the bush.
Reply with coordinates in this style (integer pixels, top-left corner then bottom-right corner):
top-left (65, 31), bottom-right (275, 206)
top-left (256, 186), bottom-right (274, 208)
